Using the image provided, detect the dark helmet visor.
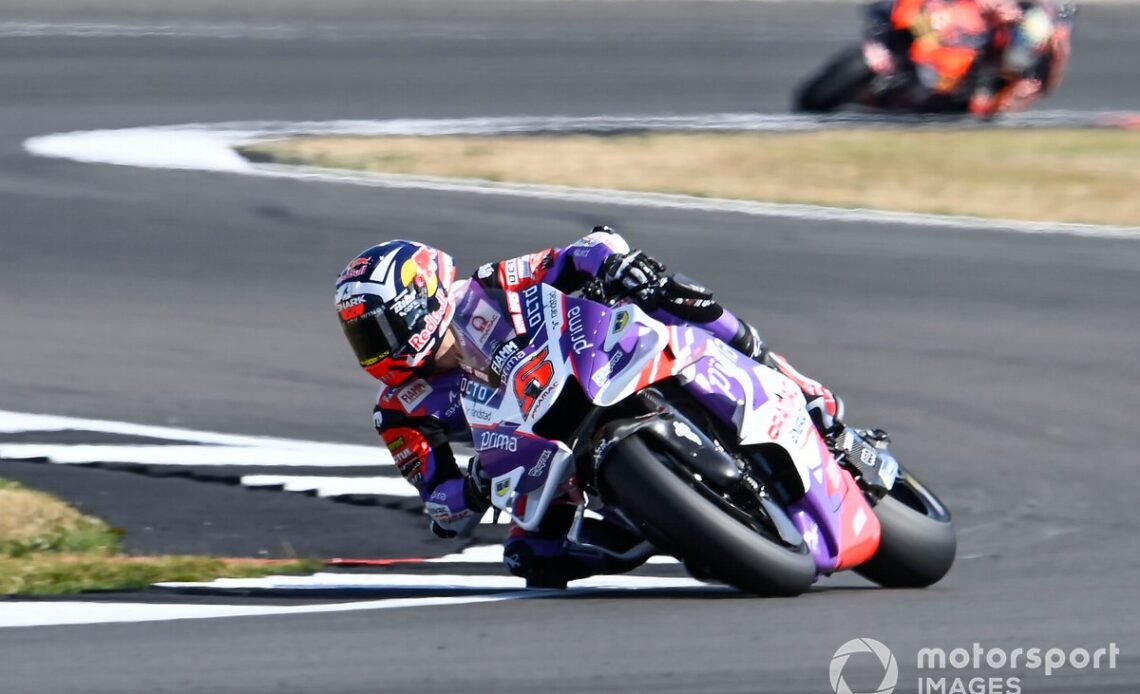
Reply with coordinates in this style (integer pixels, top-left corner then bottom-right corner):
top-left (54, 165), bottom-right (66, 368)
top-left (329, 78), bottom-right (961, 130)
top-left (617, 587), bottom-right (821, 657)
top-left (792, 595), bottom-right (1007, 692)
top-left (340, 288), bottom-right (434, 368)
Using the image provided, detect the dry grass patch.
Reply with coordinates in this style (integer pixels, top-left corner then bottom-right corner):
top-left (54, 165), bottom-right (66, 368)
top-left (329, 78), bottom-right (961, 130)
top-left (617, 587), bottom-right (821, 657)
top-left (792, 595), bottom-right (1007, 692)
top-left (244, 130), bottom-right (1140, 226)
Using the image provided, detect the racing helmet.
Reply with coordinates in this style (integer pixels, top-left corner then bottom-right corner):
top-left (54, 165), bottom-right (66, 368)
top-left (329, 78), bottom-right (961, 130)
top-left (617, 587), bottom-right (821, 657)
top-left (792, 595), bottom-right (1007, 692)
top-left (335, 240), bottom-right (457, 385)
top-left (1003, 6), bottom-right (1054, 74)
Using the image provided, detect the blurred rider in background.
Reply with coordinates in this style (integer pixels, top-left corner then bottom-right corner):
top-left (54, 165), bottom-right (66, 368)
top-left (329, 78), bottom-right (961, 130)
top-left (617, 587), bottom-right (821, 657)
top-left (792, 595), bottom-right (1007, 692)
top-left (862, 0), bottom-right (1071, 116)
top-left (334, 227), bottom-right (846, 587)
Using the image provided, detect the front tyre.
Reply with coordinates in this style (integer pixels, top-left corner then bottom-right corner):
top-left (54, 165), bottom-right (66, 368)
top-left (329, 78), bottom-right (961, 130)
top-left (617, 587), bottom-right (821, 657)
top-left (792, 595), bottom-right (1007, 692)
top-left (793, 45), bottom-right (874, 113)
top-left (601, 436), bottom-right (816, 596)
top-left (855, 470), bottom-right (956, 588)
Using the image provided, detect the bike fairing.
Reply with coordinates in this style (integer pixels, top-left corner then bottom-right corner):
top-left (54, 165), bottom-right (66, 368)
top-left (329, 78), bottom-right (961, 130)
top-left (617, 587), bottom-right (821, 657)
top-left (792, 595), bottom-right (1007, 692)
top-left (461, 280), bottom-right (882, 579)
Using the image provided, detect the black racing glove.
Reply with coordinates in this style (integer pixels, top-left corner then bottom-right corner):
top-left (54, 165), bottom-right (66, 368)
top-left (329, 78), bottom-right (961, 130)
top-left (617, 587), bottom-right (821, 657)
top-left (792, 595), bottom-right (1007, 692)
top-left (601, 250), bottom-right (666, 301)
top-left (463, 456), bottom-right (492, 514)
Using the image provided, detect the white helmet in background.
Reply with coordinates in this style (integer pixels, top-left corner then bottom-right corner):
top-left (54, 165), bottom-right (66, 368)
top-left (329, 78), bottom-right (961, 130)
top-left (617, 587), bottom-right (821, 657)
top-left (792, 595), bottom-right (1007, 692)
top-left (1004, 6), bottom-right (1055, 74)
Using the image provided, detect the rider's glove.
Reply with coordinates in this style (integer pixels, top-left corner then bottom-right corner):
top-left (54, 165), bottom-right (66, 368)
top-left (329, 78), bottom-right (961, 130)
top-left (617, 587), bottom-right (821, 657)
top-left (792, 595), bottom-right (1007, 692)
top-left (601, 250), bottom-right (666, 301)
top-left (462, 456), bottom-right (492, 514)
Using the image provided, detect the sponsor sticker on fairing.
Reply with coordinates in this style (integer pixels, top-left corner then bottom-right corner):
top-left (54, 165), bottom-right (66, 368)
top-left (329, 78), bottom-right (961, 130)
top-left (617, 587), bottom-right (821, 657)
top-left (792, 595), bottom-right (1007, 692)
top-left (478, 431), bottom-right (518, 452)
top-left (603, 307), bottom-right (634, 351)
top-left (528, 448), bottom-right (554, 477)
top-left (503, 259), bottom-right (521, 287)
top-left (460, 376), bottom-right (496, 405)
top-left (543, 288), bottom-right (563, 334)
top-left (468, 299), bottom-right (501, 348)
top-left (566, 305), bottom-right (593, 355)
top-left (591, 349), bottom-right (626, 387)
top-left (521, 284), bottom-right (543, 332)
top-left (490, 339), bottom-right (526, 382)
top-left (465, 404), bottom-right (496, 424)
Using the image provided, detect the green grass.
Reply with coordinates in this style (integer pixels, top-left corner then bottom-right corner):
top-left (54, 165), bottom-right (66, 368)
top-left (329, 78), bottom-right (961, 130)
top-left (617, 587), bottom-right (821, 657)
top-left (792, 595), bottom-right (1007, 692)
top-left (0, 556), bottom-right (323, 596)
top-left (0, 477), bottom-right (320, 595)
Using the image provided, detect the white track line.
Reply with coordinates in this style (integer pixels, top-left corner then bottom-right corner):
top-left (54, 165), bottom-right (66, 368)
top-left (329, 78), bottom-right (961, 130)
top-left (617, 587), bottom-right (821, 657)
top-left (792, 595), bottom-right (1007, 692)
top-left (241, 474), bottom-right (419, 497)
top-left (0, 409), bottom-right (484, 472)
top-left (0, 408), bottom-right (376, 454)
top-left (23, 115), bottom-right (1140, 239)
top-left (0, 443), bottom-right (387, 468)
top-left (427, 544), bottom-right (680, 564)
top-left (0, 409), bottom-right (390, 468)
top-left (156, 572), bottom-right (715, 592)
top-left (0, 593), bottom-right (532, 629)
top-left (0, 573), bottom-right (721, 628)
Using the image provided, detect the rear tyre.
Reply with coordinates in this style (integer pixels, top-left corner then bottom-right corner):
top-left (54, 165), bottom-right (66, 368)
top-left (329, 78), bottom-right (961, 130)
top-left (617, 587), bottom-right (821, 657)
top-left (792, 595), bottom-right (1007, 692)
top-left (855, 471), bottom-right (956, 588)
top-left (601, 436), bottom-right (815, 596)
top-left (793, 46), bottom-right (874, 113)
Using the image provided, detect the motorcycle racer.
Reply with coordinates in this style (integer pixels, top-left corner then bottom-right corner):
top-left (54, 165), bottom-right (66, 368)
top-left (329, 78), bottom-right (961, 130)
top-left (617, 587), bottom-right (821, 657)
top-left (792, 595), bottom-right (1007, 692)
top-left (861, 0), bottom-right (1069, 115)
top-left (967, 3), bottom-right (1073, 116)
top-left (335, 227), bottom-right (845, 587)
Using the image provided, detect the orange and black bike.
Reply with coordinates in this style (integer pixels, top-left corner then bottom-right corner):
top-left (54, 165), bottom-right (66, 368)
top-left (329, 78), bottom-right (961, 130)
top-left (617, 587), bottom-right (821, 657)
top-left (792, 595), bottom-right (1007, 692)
top-left (793, 0), bottom-right (1074, 117)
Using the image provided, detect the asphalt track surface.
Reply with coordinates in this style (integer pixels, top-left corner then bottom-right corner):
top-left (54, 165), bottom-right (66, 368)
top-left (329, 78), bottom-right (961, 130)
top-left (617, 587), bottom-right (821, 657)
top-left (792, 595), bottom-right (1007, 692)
top-left (1, 2), bottom-right (1139, 692)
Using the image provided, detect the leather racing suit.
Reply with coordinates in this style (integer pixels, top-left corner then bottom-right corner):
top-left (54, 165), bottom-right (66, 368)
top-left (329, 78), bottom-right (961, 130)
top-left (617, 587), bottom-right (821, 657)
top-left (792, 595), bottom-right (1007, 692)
top-left (374, 229), bottom-right (841, 585)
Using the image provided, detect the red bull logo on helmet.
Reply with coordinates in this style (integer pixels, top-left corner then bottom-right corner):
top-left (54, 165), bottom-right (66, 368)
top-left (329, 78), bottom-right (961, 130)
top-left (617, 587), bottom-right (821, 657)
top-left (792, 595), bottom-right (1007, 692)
top-left (401, 246), bottom-right (439, 297)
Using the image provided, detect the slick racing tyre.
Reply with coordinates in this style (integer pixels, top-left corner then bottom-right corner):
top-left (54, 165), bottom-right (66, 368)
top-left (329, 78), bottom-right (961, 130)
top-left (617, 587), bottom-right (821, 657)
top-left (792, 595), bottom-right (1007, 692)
top-left (793, 45), bottom-right (874, 113)
top-left (601, 435), bottom-right (815, 596)
top-left (855, 469), bottom-right (957, 588)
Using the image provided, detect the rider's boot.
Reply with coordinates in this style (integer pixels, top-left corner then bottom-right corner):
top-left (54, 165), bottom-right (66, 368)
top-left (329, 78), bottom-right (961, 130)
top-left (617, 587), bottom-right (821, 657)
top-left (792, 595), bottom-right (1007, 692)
top-left (724, 315), bottom-right (849, 440)
top-left (764, 349), bottom-right (846, 438)
top-left (502, 504), bottom-right (648, 589)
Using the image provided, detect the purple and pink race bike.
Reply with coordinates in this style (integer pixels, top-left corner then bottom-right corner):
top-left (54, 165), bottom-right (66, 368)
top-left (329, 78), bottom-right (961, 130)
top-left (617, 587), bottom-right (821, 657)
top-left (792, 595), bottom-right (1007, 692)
top-left (454, 278), bottom-right (956, 595)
